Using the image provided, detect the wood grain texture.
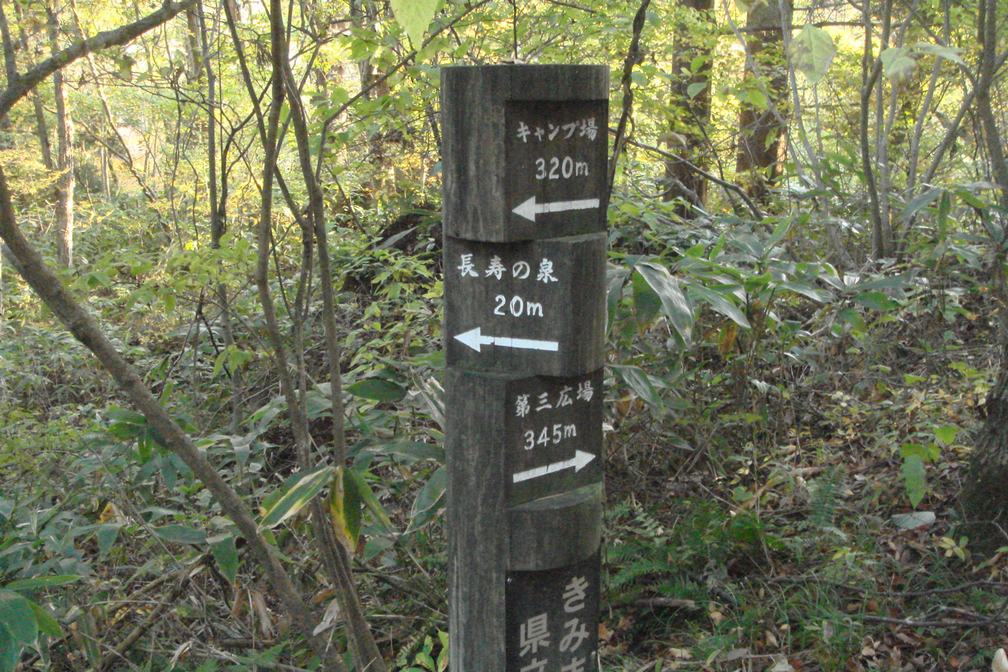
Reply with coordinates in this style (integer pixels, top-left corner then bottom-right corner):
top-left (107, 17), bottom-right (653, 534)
top-left (446, 368), bottom-right (510, 671)
top-left (509, 483), bottom-right (603, 571)
top-left (442, 64), bottom-right (609, 242)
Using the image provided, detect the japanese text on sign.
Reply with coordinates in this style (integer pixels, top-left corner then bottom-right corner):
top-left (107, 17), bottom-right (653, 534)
top-left (516, 117), bottom-right (599, 143)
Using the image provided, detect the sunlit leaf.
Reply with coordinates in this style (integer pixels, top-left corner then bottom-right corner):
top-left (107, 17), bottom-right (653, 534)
top-left (391, 0), bottom-right (441, 48)
top-left (914, 42), bottom-right (964, 65)
top-left (934, 424), bottom-right (959, 445)
top-left (791, 25), bottom-right (836, 83)
top-left (259, 466), bottom-right (335, 531)
top-left (687, 82), bottom-right (707, 98)
top-left (880, 46), bottom-right (916, 81)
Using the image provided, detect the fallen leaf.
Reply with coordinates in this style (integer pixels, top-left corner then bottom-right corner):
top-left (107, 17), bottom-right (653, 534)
top-left (993, 648), bottom-right (1008, 672)
top-left (769, 657), bottom-right (795, 672)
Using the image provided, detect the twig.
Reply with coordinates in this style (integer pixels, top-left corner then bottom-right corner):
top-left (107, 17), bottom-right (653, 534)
top-left (607, 0), bottom-right (651, 195)
top-left (97, 563), bottom-right (203, 671)
top-left (619, 136), bottom-right (763, 219)
top-left (633, 597), bottom-right (701, 611)
top-left (860, 613), bottom-right (1004, 628)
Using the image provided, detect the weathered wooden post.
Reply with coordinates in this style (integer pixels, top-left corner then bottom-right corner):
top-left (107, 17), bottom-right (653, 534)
top-left (441, 64), bottom-right (609, 672)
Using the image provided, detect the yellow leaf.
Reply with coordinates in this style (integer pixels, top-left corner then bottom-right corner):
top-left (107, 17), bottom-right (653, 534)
top-left (328, 467), bottom-right (357, 553)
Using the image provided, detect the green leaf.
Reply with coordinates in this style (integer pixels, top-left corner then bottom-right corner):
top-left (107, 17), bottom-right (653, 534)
top-left (390, 0), bottom-right (441, 47)
top-left (901, 187), bottom-right (941, 221)
top-left (415, 650), bottom-right (436, 670)
top-left (854, 291), bottom-right (900, 312)
top-left (879, 46), bottom-right (916, 81)
top-left (688, 284), bottom-right (751, 328)
top-left (347, 378), bottom-right (407, 402)
top-left (631, 271), bottom-right (661, 325)
top-left (345, 468), bottom-right (395, 532)
top-left (209, 534), bottom-right (239, 585)
top-left (0, 625), bottom-right (19, 672)
top-left (686, 82), bottom-right (707, 98)
top-left (329, 467), bottom-right (361, 551)
top-left (153, 525), bottom-right (207, 545)
top-left (259, 466), bottom-right (335, 531)
top-left (407, 466), bottom-right (447, 533)
top-left (901, 455), bottom-right (927, 508)
top-left (891, 511), bottom-right (935, 530)
top-left (914, 42), bottom-right (964, 65)
top-left (4, 575), bottom-right (80, 592)
top-left (606, 265), bottom-right (630, 331)
top-left (28, 601), bottom-right (62, 638)
top-left (611, 364), bottom-right (663, 410)
top-left (735, 0), bottom-right (764, 13)
top-left (900, 441), bottom-right (940, 462)
top-left (0, 590), bottom-right (37, 645)
top-left (934, 424), bottom-right (960, 445)
top-left (96, 524), bottom-right (120, 558)
top-left (634, 261), bottom-right (693, 344)
top-left (778, 281), bottom-right (832, 303)
top-left (791, 25), bottom-right (836, 83)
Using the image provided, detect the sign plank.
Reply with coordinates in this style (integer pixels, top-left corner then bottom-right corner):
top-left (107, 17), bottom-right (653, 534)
top-left (506, 552), bottom-right (601, 672)
top-left (444, 234), bottom-right (606, 376)
top-left (442, 65), bottom-right (609, 242)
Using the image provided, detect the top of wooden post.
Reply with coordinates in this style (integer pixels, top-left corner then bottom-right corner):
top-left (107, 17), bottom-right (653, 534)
top-left (441, 64), bottom-right (610, 243)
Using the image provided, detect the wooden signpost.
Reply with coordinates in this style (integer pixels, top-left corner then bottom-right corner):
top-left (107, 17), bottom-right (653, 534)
top-left (442, 64), bottom-right (609, 672)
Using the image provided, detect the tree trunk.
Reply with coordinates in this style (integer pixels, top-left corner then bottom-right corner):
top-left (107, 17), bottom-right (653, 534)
top-left (735, 0), bottom-right (789, 202)
top-left (962, 359), bottom-right (1008, 553)
top-left (960, 0), bottom-right (1008, 554)
top-left (47, 3), bottom-right (74, 267)
top-left (184, 6), bottom-right (203, 80)
top-left (13, 4), bottom-right (55, 171)
top-left (664, 0), bottom-right (714, 215)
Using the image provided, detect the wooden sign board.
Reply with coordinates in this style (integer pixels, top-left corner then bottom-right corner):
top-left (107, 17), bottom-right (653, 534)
top-left (506, 553), bottom-right (601, 672)
top-left (444, 235), bottom-right (606, 377)
top-left (442, 65), bottom-right (609, 242)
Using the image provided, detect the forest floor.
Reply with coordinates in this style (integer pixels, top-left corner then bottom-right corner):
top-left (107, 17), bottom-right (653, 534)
top-left (2, 243), bottom-right (1008, 672)
top-left (590, 300), bottom-right (1008, 670)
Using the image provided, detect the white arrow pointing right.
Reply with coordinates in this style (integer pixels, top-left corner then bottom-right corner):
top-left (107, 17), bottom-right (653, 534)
top-left (512, 450), bottom-right (596, 483)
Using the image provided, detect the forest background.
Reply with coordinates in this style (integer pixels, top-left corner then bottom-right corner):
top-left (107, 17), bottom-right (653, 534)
top-left (1, 0), bottom-right (1008, 669)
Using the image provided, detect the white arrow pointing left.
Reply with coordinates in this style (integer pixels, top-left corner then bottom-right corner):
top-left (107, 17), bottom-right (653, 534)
top-left (512, 450), bottom-right (596, 483)
top-left (512, 195), bottom-right (601, 223)
top-left (453, 327), bottom-right (559, 353)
